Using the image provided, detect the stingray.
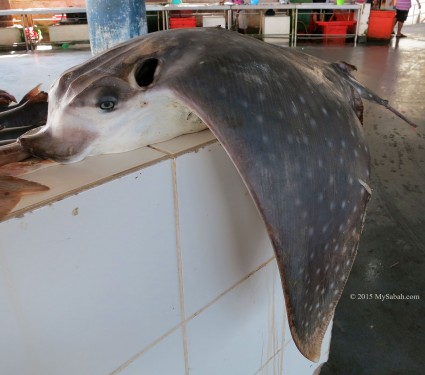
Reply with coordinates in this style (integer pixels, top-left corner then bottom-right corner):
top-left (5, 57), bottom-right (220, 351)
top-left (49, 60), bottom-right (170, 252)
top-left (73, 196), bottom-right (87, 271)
top-left (4, 28), bottom-right (414, 361)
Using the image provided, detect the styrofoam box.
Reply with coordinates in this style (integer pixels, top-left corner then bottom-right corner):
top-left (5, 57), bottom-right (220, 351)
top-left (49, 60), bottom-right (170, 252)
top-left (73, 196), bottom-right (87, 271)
top-left (202, 15), bottom-right (226, 28)
top-left (48, 24), bottom-right (89, 42)
top-left (263, 15), bottom-right (290, 46)
top-left (0, 28), bottom-right (21, 44)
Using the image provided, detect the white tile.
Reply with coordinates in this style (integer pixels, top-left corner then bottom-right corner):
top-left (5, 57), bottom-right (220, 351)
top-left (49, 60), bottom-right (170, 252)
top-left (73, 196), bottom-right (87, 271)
top-left (0, 160), bottom-right (181, 375)
top-left (186, 261), bottom-right (286, 375)
top-left (176, 142), bottom-right (275, 317)
top-left (117, 328), bottom-right (186, 375)
top-left (0, 274), bottom-right (38, 374)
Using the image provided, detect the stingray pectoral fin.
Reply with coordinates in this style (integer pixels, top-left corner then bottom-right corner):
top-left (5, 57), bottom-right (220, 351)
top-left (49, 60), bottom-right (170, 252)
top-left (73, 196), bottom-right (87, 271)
top-left (0, 175), bottom-right (49, 220)
top-left (167, 40), bottom-right (371, 360)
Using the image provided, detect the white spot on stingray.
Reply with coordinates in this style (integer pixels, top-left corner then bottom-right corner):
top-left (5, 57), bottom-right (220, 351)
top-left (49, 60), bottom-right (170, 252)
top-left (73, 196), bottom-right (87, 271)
top-left (318, 159), bottom-right (323, 168)
top-left (321, 288), bottom-right (325, 295)
top-left (335, 264), bottom-right (340, 273)
top-left (307, 169), bottom-right (313, 179)
top-left (308, 227), bottom-right (314, 237)
top-left (334, 244), bottom-right (340, 252)
top-left (330, 282), bottom-right (335, 289)
top-left (353, 205), bottom-right (358, 214)
top-left (315, 303), bottom-right (320, 309)
top-left (219, 87), bottom-right (226, 95)
top-left (259, 93), bottom-right (266, 102)
top-left (315, 285), bottom-right (320, 292)
top-left (310, 118), bottom-right (317, 129)
top-left (316, 268), bottom-right (321, 275)
top-left (302, 211), bottom-right (308, 219)
top-left (338, 224), bottom-right (345, 232)
top-left (277, 110), bottom-right (284, 119)
top-left (341, 274), bottom-right (346, 282)
top-left (354, 149), bottom-right (359, 158)
top-left (327, 139), bottom-right (333, 148)
top-left (300, 95), bottom-right (306, 104)
top-left (339, 156), bottom-right (344, 165)
top-left (342, 245), bottom-right (348, 254)
top-left (287, 134), bottom-right (294, 144)
top-left (240, 100), bottom-right (248, 108)
top-left (262, 135), bottom-right (269, 144)
top-left (291, 102), bottom-right (299, 115)
top-left (348, 176), bottom-right (354, 185)
top-left (308, 305), bottom-right (313, 312)
top-left (310, 252), bottom-right (315, 260)
top-left (341, 140), bottom-right (346, 149)
top-left (322, 224), bottom-right (329, 233)
top-left (257, 115), bottom-right (264, 124)
top-left (325, 264), bottom-right (330, 271)
top-left (329, 175), bottom-right (335, 185)
top-left (318, 193), bottom-right (324, 203)
top-left (322, 107), bottom-right (328, 116)
top-left (345, 260), bottom-right (351, 267)
top-left (341, 200), bottom-right (347, 209)
top-left (302, 135), bottom-right (309, 145)
top-left (295, 198), bottom-right (302, 206)
top-left (330, 201), bottom-right (336, 211)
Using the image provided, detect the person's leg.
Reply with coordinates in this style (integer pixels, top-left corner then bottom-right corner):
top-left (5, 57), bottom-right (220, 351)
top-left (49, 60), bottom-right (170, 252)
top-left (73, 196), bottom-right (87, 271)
top-left (396, 10), bottom-right (409, 37)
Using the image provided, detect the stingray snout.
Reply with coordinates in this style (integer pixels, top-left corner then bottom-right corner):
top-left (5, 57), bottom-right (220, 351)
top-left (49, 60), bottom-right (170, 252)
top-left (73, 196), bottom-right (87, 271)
top-left (19, 125), bottom-right (96, 163)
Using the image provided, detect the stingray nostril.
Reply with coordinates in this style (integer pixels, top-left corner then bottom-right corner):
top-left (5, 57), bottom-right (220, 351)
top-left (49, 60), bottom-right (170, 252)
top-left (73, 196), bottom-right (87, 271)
top-left (135, 58), bottom-right (159, 87)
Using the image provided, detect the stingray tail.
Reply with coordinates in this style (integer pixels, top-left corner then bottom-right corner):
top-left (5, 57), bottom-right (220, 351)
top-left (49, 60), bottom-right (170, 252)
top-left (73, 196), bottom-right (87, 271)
top-left (332, 62), bottom-right (419, 129)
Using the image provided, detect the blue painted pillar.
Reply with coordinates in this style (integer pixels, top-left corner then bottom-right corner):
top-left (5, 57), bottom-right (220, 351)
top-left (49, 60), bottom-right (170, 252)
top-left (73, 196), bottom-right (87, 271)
top-left (85, 0), bottom-right (147, 55)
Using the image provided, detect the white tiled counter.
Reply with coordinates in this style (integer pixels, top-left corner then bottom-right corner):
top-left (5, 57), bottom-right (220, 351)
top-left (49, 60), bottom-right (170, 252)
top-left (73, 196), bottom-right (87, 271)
top-left (0, 131), bottom-right (332, 375)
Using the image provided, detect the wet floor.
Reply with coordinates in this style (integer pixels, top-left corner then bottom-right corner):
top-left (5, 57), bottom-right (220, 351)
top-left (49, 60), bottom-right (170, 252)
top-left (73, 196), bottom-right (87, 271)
top-left (0, 23), bottom-right (424, 375)
top-left (302, 25), bottom-right (425, 375)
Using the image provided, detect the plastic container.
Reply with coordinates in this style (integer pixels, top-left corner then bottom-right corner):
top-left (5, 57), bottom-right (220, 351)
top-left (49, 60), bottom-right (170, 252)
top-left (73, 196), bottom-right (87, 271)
top-left (169, 17), bottom-right (197, 29)
top-left (315, 20), bottom-right (356, 44)
top-left (367, 10), bottom-right (396, 40)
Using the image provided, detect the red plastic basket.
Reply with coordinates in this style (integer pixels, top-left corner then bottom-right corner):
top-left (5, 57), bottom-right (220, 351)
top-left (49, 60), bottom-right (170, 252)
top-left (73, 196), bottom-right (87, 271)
top-left (169, 17), bottom-right (196, 29)
top-left (367, 10), bottom-right (396, 40)
top-left (315, 20), bottom-right (356, 44)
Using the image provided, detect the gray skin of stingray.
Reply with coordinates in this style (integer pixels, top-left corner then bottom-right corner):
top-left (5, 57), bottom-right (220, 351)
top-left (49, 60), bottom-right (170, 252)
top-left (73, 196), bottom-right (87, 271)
top-left (19, 28), bottom-right (372, 362)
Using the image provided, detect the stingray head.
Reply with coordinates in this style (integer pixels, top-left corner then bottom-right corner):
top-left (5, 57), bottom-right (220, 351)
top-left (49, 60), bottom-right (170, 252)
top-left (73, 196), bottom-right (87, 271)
top-left (19, 56), bottom-right (205, 163)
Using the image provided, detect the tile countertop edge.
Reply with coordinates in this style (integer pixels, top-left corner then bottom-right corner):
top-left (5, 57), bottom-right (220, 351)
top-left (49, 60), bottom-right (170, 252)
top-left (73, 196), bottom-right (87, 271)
top-left (3, 130), bottom-right (218, 222)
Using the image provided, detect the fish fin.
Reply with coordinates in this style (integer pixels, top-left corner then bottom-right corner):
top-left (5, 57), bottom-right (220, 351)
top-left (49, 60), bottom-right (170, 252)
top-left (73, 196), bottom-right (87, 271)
top-left (159, 34), bottom-right (371, 361)
top-left (18, 84), bottom-right (43, 105)
top-left (0, 175), bottom-right (49, 221)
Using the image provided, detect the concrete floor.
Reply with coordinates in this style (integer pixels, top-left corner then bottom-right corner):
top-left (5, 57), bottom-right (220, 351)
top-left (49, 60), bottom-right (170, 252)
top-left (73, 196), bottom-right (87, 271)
top-left (1, 24), bottom-right (424, 375)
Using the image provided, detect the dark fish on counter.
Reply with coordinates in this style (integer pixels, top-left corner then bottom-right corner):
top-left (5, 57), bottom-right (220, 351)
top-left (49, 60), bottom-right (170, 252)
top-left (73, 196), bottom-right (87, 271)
top-left (0, 85), bottom-right (48, 146)
top-left (0, 89), bottom-right (16, 108)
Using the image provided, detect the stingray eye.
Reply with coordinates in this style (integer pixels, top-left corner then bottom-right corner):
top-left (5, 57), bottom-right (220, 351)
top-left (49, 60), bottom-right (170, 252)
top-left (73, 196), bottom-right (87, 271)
top-left (99, 100), bottom-right (115, 111)
top-left (135, 58), bottom-right (159, 87)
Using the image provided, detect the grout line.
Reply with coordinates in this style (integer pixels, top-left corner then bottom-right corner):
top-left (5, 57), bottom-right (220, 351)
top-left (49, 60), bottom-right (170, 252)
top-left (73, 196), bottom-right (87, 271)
top-left (171, 157), bottom-right (190, 375)
top-left (253, 347), bottom-right (284, 375)
top-left (108, 323), bottom-right (182, 375)
top-left (186, 255), bottom-right (276, 324)
top-left (109, 255), bottom-right (277, 374)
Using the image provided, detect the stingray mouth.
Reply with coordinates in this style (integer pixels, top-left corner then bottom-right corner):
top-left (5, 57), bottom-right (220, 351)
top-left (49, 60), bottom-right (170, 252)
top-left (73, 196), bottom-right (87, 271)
top-left (18, 125), bottom-right (97, 163)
